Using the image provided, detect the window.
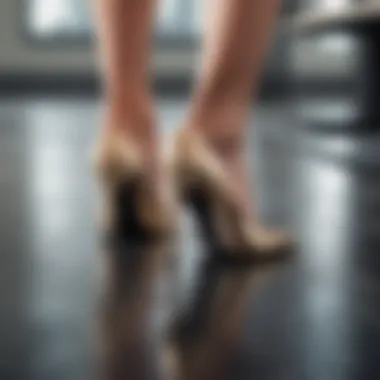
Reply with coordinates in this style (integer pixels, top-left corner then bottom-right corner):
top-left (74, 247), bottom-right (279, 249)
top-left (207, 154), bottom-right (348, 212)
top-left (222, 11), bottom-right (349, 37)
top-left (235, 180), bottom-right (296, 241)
top-left (310, 0), bottom-right (354, 10)
top-left (27, 0), bottom-right (202, 41)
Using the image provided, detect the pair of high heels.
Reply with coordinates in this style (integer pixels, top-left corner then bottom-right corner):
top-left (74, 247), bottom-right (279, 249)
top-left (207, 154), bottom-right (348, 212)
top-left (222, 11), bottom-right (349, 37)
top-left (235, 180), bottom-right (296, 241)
top-left (94, 127), bottom-right (292, 260)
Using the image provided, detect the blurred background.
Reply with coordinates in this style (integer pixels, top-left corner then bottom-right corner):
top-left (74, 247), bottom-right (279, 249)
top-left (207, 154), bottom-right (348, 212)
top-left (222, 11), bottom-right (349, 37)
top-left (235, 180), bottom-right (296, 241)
top-left (0, 0), bottom-right (377, 127)
top-left (0, 0), bottom-right (292, 94)
top-left (0, 0), bottom-right (324, 96)
top-left (2, 1), bottom-right (380, 380)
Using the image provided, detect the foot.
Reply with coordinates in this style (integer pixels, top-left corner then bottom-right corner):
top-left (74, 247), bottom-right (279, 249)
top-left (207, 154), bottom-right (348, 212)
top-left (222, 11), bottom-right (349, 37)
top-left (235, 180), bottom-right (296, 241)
top-left (189, 127), bottom-right (292, 254)
top-left (96, 113), bottom-right (178, 237)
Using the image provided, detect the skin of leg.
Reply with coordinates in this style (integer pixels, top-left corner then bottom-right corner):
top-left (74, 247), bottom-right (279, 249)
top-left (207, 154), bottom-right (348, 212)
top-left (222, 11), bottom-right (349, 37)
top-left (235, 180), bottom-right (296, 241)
top-left (93, 0), bottom-right (157, 143)
top-left (187, 0), bottom-right (282, 220)
top-left (190, 0), bottom-right (281, 143)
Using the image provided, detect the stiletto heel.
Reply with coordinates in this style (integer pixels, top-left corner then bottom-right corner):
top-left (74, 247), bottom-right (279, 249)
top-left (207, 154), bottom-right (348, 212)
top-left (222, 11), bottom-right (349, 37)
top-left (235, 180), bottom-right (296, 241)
top-left (94, 130), bottom-right (174, 241)
top-left (172, 128), bottom-right (292, 261)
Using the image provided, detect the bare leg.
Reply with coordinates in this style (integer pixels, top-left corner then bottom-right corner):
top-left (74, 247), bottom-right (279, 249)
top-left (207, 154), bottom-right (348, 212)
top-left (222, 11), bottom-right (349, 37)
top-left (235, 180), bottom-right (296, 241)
top-left (92, 0), bottom-right (178, 236)
top-left (187, 0), bottom-right (281, 220)
top-left (94, 0), bottom-right (157, 150)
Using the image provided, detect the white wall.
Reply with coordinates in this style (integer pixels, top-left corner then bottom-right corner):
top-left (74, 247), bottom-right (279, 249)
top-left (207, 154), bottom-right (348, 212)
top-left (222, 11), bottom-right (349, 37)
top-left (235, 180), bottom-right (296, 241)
top-left (0, 0), bottom-right (196, 76)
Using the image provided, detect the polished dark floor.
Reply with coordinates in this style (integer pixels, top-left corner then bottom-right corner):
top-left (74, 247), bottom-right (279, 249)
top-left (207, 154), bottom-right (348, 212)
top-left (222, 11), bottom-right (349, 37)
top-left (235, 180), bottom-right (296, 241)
top-left (1, 96), bottom-right (380, 380)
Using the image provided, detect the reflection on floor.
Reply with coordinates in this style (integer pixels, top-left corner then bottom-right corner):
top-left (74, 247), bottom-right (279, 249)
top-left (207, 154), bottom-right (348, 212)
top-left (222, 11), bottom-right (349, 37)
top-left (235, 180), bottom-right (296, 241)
top-left (1, 97), bottom-right (380, 380)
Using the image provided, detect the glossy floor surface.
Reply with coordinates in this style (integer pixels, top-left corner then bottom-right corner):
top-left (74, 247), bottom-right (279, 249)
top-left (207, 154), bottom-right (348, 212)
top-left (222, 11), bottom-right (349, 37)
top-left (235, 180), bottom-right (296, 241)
top-left (1, 97), bottom-right (380, 380)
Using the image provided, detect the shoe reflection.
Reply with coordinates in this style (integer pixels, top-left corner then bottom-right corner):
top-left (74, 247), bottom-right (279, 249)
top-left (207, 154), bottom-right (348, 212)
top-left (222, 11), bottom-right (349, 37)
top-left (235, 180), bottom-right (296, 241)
top-left (98, 241), bottom-right (172, 380)
top-left (98, 241), bottom-right (273, 380)
top-left (165, 256), bottom-right (266, 380)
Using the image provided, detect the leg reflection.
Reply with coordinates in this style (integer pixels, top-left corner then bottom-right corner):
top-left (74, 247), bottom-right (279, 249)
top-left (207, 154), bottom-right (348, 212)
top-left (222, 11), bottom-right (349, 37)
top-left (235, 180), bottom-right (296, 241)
top-left (98, 242), bottom-right (172, 380)
top-left (166, 256), bottom-right (267, 380)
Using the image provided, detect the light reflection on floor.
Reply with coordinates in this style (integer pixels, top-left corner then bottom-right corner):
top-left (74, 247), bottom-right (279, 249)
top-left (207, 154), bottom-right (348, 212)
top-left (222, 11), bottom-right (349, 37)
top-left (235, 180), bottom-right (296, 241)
top-left (0, 97), bottom-right (380, 380)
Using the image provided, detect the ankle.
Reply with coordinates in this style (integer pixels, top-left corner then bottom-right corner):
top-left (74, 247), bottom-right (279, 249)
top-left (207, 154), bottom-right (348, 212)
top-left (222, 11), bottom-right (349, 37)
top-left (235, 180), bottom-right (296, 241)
top-left (104, 95), bottom-right (156, 138)
top-left (186, 105), bottom-right (247, 155)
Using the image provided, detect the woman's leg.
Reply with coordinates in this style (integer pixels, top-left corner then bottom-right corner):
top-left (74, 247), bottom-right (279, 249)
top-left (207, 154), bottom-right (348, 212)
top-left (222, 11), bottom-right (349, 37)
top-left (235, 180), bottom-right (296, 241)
top-left (94, 0), bottom-right (157, 147)
top-left (93, 0), bottom-right (177, 235)
top-left (187, 0), bottom-right (281, 220)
